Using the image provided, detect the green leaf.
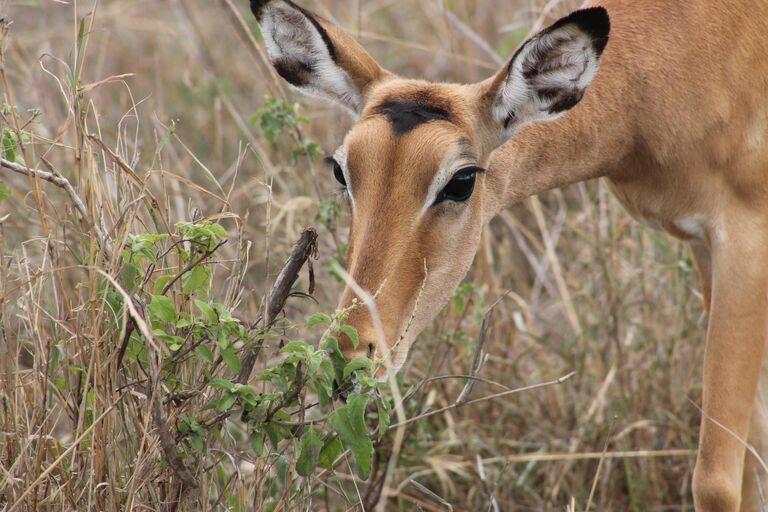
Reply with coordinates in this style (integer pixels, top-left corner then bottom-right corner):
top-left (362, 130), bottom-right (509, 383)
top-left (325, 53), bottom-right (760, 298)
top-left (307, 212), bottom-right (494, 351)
top-left (375, 397), bottom-right (391, 439)
top-left (195, 344), bottom-right (214, 363)
top-left (236, 385), bottom-right (259, 407)
top-left (320, 335), bottom-right (340, 352)
top-left (0, 182), bottom-right (10, 202)
top-left (328, 394), bottom-right (373, 479)
top-left (182, 265), bottom-right (211, 294)
top-left (221, 345), bottom-right (241, 373)
top-left (207, 223), bottom-right (228, 239)
top-left (177, 220), bottom-right (228, 251)
top-left (296, 427), bottom-right (323, 477)
top-left (148, 295), bottom-right (176, 324)
top-left (250, 431), bottom-right (265, 455)
top-left (318, 436), bottom-right (343, 470)
top-left (265, 424), bottom-right (289, 448)
top-left (209, 378), bottom-right (235, 391)
top-left (357, 371), bottom-right (376, 387)
top-left (320, 335), bottom-right (345, 383)
top-left (153, 275), bottom-right (173, 296)
top-left (217, 392), bottom-right (237, 411)
top-left (307, 312), bottom-right (332, 329)
top-left (343, 357), bottom-right (373, 379)
top-left (280, 341), bottom-right (311, 354)
top-left (339, 324), bottom-right (359, 349)
top-left (1, 129), bottom-right (17, 162)
top-left (194, 299), bottom-right (217, 324)
top-left (315, 198), bottom-right (342, 224)
top-left (189, 433), bottom-right (205, 453)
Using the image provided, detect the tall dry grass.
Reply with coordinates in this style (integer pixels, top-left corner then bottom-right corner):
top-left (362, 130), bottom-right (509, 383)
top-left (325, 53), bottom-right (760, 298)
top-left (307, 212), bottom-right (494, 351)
top-left (1, 1), bottom-right (702, 510)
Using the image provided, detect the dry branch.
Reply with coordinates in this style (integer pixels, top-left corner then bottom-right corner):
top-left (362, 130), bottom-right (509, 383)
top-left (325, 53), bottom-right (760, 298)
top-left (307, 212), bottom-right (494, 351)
top-left (455, 290), bottom-right (511, 404)
top-left (266, 227), bottom-right (318, 323)
top-left (149, 364), bottom-right (198, 493)
top-left (391, 371), bottom-right (577, 430)
top-left (161, 240), bottom-right (228, 295)
top-left (0, 157), bottom-right (112, 260)
top-left (237, 227), bottom-right (317, 384)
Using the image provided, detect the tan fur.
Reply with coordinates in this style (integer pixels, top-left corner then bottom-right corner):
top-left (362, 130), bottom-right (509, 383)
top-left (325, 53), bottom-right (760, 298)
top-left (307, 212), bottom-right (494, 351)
top-left (260, 1), bottom-right (768, 509)
top-left (486, 5), bottom-right (768, 507)
top-left (336, 81), bottom-right (487, 370)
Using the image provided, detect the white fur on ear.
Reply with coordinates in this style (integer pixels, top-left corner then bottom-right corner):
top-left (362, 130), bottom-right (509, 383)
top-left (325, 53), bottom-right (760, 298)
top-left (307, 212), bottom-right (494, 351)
top-left (260, 2), bottom-right (363, 115)
top-left (492, 7), bottom-right (610, 141)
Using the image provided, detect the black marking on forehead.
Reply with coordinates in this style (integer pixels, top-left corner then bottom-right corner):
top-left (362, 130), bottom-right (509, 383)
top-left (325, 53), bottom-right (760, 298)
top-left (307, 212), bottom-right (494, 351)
top-left (375, 100), bottom-right (452, 135)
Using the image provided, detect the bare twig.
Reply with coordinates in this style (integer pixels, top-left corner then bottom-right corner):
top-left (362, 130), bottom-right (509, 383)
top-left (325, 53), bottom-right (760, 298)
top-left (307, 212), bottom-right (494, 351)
top-left (237, 227), bottom-right (317, 384)
top-left (455, 290), bottom-right (511, 404)
top-left (390, 371), bottom-right (577, 430)
top-left (266, 228), bottom-right (318, 323)
top-left (585, 417), bottom-right (616, 512)
top-left (161, 240), bottom-right (228, 295)
top-left (0, 157), bottom-right (112, 260)
top-left (149, 366), bottom-right (198, 492)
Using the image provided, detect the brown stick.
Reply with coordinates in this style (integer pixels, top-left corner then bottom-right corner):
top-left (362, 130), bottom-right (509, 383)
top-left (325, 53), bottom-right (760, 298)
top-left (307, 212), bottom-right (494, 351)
top-left (0, 157), bottom-right (112, 260)
top-left (237, 227), bottom-right (317, 384)
top-left (455, 290), bottom-right (511, 404)
top-left (149, 369), bottom-right (198, 491)
top-left (161, 240), bottom-right (228, 295)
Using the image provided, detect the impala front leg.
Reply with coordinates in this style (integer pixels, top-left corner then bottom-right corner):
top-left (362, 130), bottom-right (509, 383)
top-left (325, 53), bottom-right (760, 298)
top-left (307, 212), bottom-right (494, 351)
top-left (693, 222), bottom-right (768, 511)
top-left (741, 355), bottom-right (768, 512)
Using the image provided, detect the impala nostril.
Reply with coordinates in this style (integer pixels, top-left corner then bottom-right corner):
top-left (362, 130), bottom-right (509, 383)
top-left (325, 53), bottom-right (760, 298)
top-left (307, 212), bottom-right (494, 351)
top-left (366, 343), bottom-right (374, 358)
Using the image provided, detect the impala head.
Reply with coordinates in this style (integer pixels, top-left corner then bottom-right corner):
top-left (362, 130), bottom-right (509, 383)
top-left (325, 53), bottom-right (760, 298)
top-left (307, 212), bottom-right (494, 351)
top-left (251, 0), bottom-right (609, 375)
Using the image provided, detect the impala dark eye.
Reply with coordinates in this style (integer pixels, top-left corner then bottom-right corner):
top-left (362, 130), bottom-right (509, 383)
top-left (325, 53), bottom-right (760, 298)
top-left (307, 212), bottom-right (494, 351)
top-left (435, 167), bottom-right (481, 204)
top-left (324, 157), bottom-right (347, 187)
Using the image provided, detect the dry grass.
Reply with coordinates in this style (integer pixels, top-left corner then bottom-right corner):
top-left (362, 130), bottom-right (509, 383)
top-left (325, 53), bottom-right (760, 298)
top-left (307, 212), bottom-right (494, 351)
top-left (0, 1), bottom-right (703, 510)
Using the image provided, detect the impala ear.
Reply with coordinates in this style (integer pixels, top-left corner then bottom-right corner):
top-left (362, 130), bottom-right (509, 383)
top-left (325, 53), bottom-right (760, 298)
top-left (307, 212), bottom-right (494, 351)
top-left (487, 7), bottom-right (610, 141)
top-left (251, 0), bottom-right (389, 115)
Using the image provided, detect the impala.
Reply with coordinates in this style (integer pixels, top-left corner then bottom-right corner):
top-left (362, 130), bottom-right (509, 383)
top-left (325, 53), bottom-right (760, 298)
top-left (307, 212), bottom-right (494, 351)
top-left (250, 0), bottom-right (768, 509)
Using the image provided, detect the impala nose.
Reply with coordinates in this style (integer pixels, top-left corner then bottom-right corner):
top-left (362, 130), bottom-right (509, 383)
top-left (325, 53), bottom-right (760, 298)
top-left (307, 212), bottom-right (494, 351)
top-left (329, 327), bottom-right (396, 381)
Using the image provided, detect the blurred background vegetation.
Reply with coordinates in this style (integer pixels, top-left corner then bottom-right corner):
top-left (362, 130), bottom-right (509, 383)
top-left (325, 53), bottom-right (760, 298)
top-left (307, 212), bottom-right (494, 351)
top-left (0, 0), bottom-right (704, 510)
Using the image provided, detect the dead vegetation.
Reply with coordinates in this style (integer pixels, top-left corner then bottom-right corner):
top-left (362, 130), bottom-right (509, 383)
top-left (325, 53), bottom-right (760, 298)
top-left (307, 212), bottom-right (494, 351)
top-left (0, 1), bottom-right (702, 510)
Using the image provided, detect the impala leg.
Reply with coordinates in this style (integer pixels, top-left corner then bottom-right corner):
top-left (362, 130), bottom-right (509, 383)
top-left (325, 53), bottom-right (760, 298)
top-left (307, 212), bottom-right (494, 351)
top-left (689, 242), bottom-right (768, 511)
top-left (692, 225), bottom-right (768, 512)
top-left (740, 354), bottom-right (768, 512)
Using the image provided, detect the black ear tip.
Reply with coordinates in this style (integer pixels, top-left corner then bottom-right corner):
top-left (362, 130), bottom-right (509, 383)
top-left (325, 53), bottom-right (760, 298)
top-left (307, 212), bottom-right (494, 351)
top-left (250, 0), bottom-right (273, 20)
top-left (552, 6), bottom-right (611, 53)
top-left (579, 7), bottom-right (611, 38)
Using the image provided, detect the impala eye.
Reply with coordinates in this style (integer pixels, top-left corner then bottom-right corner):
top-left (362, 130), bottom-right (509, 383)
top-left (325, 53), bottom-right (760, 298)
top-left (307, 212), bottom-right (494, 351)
top-left (435, 167), bottom-right (481, 204)
top-left (324, 157), bottom-right (347, 187)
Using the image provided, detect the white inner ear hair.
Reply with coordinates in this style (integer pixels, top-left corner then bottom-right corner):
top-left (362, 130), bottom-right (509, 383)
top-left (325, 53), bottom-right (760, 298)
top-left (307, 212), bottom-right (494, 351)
top-left (492, 24), bottom-right (599, 140)
top-left (262, 3), bottom-right (362, 114)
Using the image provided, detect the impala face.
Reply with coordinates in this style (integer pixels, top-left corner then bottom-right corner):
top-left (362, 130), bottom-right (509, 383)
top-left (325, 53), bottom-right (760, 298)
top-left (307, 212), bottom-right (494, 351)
top-left (326, 82), bottom-right (495, 372)
top-left (251, 0), bottom-right (609, 375)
